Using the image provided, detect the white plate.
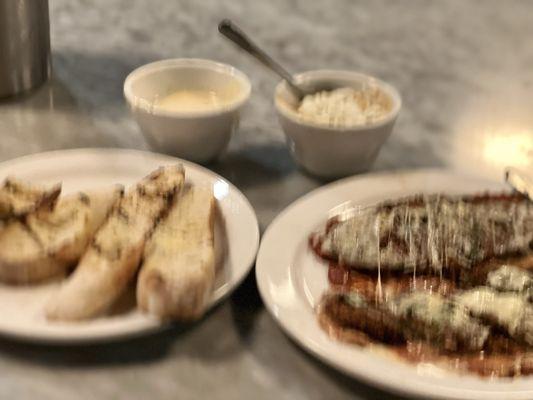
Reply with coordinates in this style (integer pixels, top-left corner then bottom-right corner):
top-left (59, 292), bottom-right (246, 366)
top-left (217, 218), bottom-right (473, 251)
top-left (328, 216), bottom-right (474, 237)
top-left (256, 169), bottom-right (533, 400)
top-left (0, 148), bottom-right (259, 343)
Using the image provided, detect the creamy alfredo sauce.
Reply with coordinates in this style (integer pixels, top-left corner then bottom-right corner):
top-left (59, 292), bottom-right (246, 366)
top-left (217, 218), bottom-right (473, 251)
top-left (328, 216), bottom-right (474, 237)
top-left (154, 89), bottom-right (236, 112)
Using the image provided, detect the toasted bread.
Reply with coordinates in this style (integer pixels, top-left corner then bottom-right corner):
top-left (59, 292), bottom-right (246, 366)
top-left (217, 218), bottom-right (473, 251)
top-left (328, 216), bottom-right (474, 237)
top-left (46, 165), bottom-right (184, 320)
top-left (137, 186), bottom-right (215, 321)
top-left (0, 178), bottom-right (61, 220)
top-left (0, 188), bottom-right (121, 284)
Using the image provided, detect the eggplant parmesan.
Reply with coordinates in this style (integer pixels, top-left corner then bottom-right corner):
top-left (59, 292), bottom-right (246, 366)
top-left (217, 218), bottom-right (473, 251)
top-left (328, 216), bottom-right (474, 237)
top-left (311, 193), bottom-right (533, 275)
top-left (312, 192), bottom-right (533, 377)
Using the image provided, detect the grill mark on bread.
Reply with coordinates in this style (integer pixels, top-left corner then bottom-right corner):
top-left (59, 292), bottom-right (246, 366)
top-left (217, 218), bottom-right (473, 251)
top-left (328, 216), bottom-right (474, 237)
top-left (0, 178), bottom-right (61, 220)
top-left (0, 188), bottom-right (120, 284)
top-left (45, 166), bottom-right (185, 320)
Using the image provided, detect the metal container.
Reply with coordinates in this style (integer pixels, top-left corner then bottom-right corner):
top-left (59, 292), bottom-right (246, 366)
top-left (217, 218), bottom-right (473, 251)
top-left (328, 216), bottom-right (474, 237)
top-left (0, 0), bottom-right (51, 98)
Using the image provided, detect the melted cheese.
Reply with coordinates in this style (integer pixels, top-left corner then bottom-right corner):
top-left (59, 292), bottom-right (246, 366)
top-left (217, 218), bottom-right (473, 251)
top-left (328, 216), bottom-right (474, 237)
top-left (321, 195), bottom-right (533, 272)
top-left (389, 292), bottom-right (489, 349)
top-left (343, 292), bottom-right (367, 308)
top-left (455, 287), bottom-right (533, 345)
top-left (487, 265), bottom-right (532, 293)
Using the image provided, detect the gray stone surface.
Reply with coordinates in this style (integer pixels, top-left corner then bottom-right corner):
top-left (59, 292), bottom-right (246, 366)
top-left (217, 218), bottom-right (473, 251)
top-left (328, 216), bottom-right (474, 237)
top-left (0, 0), bottom-right (532, 399)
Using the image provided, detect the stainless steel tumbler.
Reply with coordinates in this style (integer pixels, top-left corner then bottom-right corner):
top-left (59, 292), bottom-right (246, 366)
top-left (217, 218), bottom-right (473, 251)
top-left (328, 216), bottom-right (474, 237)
top-left (0, 0), bottom-right (51, 98)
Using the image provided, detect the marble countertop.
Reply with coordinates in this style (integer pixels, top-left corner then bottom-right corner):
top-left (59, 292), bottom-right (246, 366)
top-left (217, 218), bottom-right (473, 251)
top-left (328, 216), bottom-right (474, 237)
top-left (0, 0), bottom-right (532, 399)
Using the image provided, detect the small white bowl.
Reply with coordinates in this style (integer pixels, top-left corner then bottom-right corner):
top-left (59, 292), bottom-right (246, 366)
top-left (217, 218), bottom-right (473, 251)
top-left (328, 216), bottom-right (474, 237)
top-left (275, 70), bottom-right (401, 179)
top-left (124, 58), bottom-right (251, 163)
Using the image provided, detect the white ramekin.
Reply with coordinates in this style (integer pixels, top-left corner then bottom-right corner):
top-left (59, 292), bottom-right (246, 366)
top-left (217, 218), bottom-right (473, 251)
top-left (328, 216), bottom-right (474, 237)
top-left (124, 58), bottom-right (251, 163)
top-left (275, 70), bottom-right (401, 179)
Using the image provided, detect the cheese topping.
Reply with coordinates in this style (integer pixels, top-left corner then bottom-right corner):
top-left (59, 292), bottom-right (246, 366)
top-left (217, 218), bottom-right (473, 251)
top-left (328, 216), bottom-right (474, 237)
top-left (389, 291), bottom-right (489, 349)
top-left (343, 292), bottom-right (367, 308)
top-left (455, 287), bottom-right (533, 345)
top-left (321, 195), bottom-right (533, 272)
top-left (297, 87), bottom-right (390, 127)
top-left (487, 265), bottom-right (532, 295)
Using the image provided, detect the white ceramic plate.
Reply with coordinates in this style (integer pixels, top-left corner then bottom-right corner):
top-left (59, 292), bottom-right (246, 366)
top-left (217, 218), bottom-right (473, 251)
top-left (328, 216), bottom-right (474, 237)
top-left (256, 169), bottom-right (533, 400)
top-left (0, 148), bottom-right (259, 343)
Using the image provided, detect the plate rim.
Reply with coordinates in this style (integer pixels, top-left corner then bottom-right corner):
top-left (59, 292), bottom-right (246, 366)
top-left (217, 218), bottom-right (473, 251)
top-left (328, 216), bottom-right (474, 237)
top-left (256, 168), bottom-right (533, 400)
top-left (0, 148), bottom-right (260, 344)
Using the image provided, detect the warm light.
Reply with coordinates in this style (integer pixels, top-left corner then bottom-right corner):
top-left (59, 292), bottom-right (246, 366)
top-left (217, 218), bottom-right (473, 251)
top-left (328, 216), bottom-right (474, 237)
top-left (448, 89), bottom-right (533, 179)
top-left (482, 129), bottom-right (533, 168)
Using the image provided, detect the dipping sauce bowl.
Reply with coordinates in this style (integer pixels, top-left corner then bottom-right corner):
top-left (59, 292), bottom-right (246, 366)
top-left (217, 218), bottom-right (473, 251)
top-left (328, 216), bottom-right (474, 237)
top-left (124, 58), bottom-right (251, 163)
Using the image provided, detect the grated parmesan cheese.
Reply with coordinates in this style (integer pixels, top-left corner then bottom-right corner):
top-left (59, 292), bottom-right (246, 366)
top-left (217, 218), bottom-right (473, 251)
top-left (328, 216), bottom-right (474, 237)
top-left (297, 87), bottom-right (390, 127)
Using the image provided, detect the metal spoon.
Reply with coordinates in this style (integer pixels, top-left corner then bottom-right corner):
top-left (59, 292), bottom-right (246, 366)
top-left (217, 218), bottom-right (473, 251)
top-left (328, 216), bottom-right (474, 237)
top-left (505, 167), bottom-right (533, 200)
top-left (218, 19), bottom-right (306, 100)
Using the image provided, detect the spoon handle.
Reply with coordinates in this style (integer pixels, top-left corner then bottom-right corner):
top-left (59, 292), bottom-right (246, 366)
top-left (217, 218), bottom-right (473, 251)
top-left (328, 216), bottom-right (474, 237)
top-left (218, 19), bottom-right (304, 99)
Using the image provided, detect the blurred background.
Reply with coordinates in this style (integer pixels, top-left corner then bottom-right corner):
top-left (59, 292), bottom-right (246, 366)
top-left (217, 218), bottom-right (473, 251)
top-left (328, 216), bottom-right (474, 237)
top-left (2, 1), bottom-right (532, 187)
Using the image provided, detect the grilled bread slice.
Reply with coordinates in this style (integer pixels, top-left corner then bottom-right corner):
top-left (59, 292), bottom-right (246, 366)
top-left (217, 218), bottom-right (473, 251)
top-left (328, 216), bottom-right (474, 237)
top-left (0, 188), bottom-right (121, 284)
top-left (0, 178), bottom-right (61, 220)
top-left (46, 165), bottom-right (184, 321)
top-left (137, 186), bottom-right (215, 321)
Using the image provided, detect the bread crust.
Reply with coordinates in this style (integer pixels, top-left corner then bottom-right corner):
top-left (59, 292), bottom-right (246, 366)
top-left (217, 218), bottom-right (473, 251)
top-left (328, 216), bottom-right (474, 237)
top-left (0, 189), bottom-right (121, 284)
top-left (0, 178), bottom-right (61, 220)
top-left (137, 186), bottom-right (215, 321)
top-left (46, 166), bottom-right (184, 320)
